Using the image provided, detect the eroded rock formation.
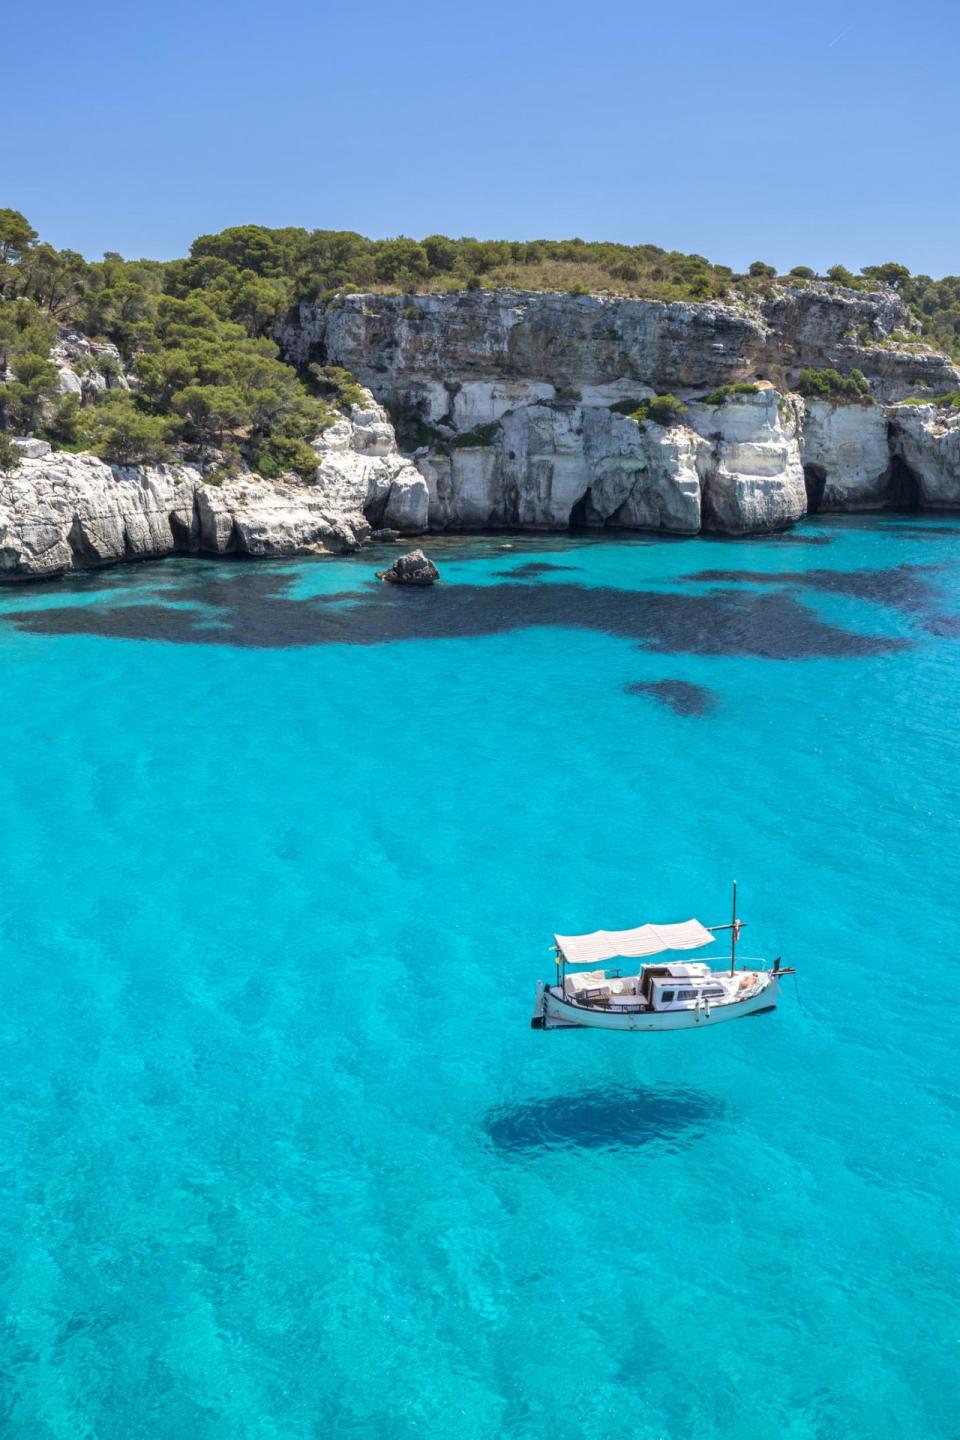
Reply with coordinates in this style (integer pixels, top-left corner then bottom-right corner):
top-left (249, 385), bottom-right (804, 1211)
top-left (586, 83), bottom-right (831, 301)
top-left (376, 548), bottom-right (439, 585)
top-left (0, 393), bottom-right (427, 580)
top-left (4, 286), bottom-right (960, 581)
top-left (275, 285), bottom-right (960, 536)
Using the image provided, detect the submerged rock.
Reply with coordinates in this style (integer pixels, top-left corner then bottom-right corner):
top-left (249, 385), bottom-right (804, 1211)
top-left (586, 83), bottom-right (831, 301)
top-left (376, 548), bottom-right (440, 585)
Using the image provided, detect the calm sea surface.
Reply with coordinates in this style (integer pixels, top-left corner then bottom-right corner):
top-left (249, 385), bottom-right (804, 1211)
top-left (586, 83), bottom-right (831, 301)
top-left (0, 517), bottom-right (958, 1440)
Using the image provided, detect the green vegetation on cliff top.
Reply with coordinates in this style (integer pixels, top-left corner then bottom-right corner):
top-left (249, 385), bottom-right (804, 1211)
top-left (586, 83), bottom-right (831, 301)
top-left (1, 207), bottom-right (959, 472)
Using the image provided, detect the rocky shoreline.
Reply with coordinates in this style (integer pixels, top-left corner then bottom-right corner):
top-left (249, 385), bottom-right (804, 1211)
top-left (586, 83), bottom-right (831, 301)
top-left (3, 285), bottom-right (959, 581)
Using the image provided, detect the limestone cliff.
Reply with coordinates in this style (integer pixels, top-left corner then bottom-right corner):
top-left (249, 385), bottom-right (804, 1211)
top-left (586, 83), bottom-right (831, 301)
top-left (275, 285), bottom-right (960, 535)
top-left (0, 393), bottom-right (426, 580)
top-left (5, 286), bottom-right (960, 581)
top-left (278, 286), bottom-right (959, 404)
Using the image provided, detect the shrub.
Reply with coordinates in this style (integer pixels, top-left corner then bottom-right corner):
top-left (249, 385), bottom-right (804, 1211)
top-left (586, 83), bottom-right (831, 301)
top-left (90, 393), bottom-right (176, 464)
top-left (788, 266), bottom-right (816, 279)
top-left (899, 390), bottom-right (960, 408)
top-left (748, 261), bottom-right (776, 278)
top-left (249, 433), bottom-right (319, 480)
top-left (796, 367), bottom-right (872, 402)
top-left (610, 393), bottom-right (687, 426)
top-left (645, 393), bottom-right (687, 426)
top-left (0, 431), bottom-right (20, 471)
top-left (309, 363), bottom-right (365, 411)
top-left (826, 265), bottom-right (859, 287)
top-left (450, 423), bottom-right (499, 448)
top-left (700, 382), bottom-right (760, 405)
top-left (43, 393), bottom-right (84, 445)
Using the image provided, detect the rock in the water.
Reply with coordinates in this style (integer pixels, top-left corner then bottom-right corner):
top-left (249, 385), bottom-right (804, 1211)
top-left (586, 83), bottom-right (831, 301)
top-left (376, 548), bottom-right (439, 585)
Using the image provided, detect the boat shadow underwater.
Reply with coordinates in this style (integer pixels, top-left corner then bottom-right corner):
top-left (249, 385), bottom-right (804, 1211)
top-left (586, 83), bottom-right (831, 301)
top-left (482, 1085), bottom-right (725, 1155)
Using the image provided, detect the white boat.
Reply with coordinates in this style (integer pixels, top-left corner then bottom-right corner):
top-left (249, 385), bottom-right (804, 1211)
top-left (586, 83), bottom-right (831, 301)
top-left (531, 885), bottom-right (793, 1033)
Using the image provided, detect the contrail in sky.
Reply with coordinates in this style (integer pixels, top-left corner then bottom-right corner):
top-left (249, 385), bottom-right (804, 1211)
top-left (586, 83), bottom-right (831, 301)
top-left (827, 21), bottom-right (856, 46)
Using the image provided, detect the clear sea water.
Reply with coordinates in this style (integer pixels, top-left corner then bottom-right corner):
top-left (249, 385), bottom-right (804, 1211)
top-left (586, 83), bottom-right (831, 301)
top-left (0, 516), bottom-right (958, 1440)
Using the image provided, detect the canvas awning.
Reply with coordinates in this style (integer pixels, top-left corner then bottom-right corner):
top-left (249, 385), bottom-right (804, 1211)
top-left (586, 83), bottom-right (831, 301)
top-left (554, 918), bottom-right (714, 966)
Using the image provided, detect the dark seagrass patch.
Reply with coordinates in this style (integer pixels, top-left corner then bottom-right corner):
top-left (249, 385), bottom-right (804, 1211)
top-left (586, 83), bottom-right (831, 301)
top-left (625, 679), bottom-right (717, 715)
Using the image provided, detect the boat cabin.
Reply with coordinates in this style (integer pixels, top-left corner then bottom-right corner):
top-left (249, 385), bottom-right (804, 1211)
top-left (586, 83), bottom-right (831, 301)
top-left (641, 963), bottom-right (727, 1011)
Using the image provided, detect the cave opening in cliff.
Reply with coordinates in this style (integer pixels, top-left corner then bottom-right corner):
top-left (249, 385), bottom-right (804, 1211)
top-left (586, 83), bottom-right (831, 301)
top-left (885, 455), bottom-right (921, 511)
top-left (569, 489), bottom-right (593, 530)
top-left (803, 464), bottom-right (827, 514)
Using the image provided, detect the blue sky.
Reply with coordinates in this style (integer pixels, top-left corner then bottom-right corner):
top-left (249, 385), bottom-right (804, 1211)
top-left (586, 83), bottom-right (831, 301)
top-left (5, 0), bottom-right (957, 276)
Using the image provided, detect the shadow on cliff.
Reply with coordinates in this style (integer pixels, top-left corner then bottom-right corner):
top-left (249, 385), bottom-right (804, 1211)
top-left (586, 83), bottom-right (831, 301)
top-left (2, 567), bottom-right (918, 658)
top-left (482, 1085), bottom-right (724, 1155)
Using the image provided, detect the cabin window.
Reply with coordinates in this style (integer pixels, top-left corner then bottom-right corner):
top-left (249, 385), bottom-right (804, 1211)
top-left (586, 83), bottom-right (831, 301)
top-left (661, 990), bottom-right (675, 1003)
top-left (677, 989), bottom-right (697, 1001)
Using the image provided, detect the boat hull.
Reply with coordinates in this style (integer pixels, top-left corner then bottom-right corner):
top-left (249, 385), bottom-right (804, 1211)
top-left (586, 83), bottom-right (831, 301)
top-left (536, 976), bottom-right (781, 1031)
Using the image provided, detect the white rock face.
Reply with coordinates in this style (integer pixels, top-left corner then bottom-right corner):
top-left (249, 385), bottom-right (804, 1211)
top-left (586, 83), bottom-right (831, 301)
top-left (799, 399), bottom-right (891, 509)
top-left (310, 392), bottom-right (427, 532)
top-left (280, 287), bottom-right (960, 409)
top-left (688, 389), bottom-right (807, 534)
top-left (408, 389), bottom-right (806, 535)
top-left (0, 388), bottom-right (426, 580)
top-left (195, 476), bottom-right (368, 558)
top-left (0, 453), bottom-right (201, 579)
top-left (888, 405), bottom-right (960, 507)
top-left (417, 447), bottom-right (502, 530)
top-left (275, 287), bottom-right (960, 535)
top-left (51, 330), bottom-right (131, 402)
top-left (415, 404), bottom-right (705, 534)
top-left (578, 409), bottom-right (705, 533)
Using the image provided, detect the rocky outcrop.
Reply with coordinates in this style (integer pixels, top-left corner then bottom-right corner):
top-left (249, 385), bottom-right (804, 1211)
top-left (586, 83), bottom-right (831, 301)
top-left (0, 390), bottom-right (428, 580)
top-left (311, 394), bottom-right (428, 532)
top-left (376, 548), bottom-right (439, 585)
top-left (4, 291), bottom-right (960, 582)
top-left (888, 404), bottom-right (960, 508)
top-left (0, 447), bottom-right (369, 580)
top-left (798, 399), bottom-right (892, 510)
top-left (0, 448), bottom-right (201, 578)
top-left (412, 387), bottom-right (807, 536)
top-left (582, 411), bottom-right (705, 534)
top-left (51, 329), bottom-right (131, 402)
top-left (278, 286), bottom-right (960, 409)
top-left (274, 286), bottom-right (960, 536)
top-left (691, 390), bottom-right (807, 534)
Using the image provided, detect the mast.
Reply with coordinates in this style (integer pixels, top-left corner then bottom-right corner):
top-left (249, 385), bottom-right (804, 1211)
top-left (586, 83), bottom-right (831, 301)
top-left (730, 879), bottom-right (738, 975)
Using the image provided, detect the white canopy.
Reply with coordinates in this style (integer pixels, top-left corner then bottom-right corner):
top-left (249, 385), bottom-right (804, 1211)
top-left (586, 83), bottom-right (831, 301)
top-left (554, 918), bottom-right (714, 966)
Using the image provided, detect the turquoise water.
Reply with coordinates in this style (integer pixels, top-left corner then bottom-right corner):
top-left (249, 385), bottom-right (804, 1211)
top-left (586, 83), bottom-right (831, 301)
top-left (0, 517), bottom-right (958, 1439)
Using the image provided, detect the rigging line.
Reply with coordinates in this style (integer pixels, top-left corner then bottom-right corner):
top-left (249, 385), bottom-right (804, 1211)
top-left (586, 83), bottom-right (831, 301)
top-left (790, 967), bottom-right (810, 1020)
